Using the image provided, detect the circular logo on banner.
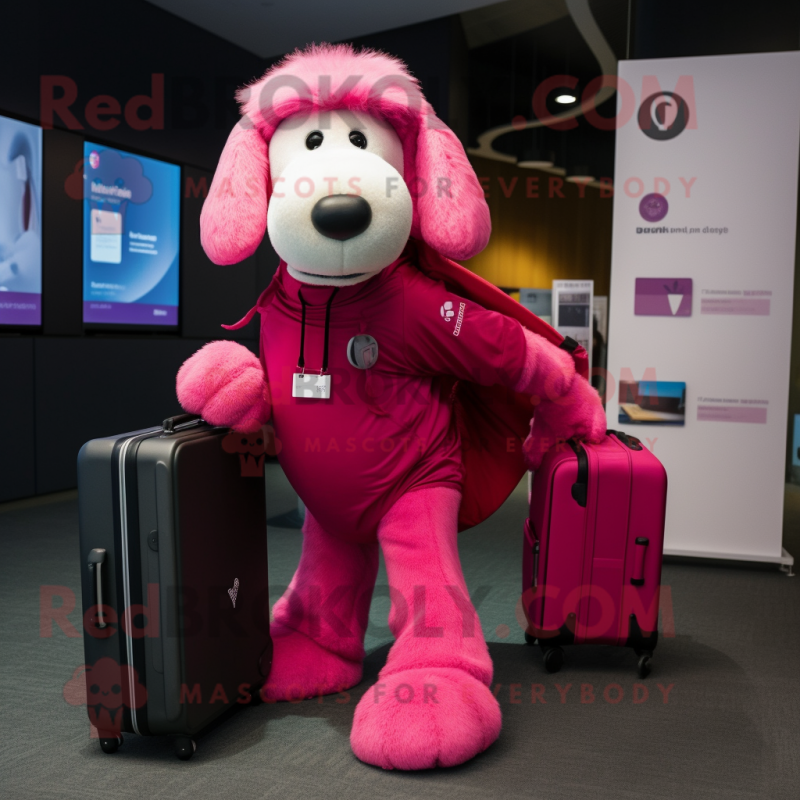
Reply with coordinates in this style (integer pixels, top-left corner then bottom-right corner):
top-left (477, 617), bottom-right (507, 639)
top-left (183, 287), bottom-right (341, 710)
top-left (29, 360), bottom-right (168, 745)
top-left (638, 92), bottom-right (690, 140)
top-left (639, 193), bottom-right (669, 222)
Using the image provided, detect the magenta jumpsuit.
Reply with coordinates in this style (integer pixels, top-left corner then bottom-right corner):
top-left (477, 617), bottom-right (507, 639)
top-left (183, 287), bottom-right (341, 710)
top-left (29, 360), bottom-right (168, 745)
top-left (260, 254), bottom-right (530, 542)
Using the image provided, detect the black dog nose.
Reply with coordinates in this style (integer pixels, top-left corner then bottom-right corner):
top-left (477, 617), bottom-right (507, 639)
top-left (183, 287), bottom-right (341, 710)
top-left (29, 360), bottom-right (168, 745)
top-left (311, 195), bottom-right (372, 241)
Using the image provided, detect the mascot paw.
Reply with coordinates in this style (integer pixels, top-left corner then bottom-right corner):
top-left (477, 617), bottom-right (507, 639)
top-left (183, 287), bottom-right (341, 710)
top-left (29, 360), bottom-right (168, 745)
top-left (524, 376), bottom-right (607, 469)
top-left (176, 340), bottom-right (271, 431)
top-left (260, 625), bottom-right (363, 702)
top-left (350, 668), bottom-right (501, 770)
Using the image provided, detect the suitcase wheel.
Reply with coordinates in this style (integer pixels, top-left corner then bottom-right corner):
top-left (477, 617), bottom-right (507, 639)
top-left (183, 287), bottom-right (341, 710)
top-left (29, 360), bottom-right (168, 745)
top-left (637, 655), bottom-right (652, 679)
top-left (542, 646), bottom-right (564, 674)
top-left (524, 632), bottom-right (537, 646)
top-left (99, 735), bottom-right (123, 754)
top-left (174, 736), bottom-right (197, 761)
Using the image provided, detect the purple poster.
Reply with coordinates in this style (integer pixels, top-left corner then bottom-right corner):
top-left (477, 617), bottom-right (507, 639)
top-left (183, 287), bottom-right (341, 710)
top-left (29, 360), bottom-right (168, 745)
top-left (634, 278), bottom-right (693, 317)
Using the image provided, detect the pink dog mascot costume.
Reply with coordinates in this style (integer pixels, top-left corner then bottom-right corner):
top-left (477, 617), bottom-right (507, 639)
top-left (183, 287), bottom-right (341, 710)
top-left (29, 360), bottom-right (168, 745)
top-left (177, 44), bottom-right (606, 770)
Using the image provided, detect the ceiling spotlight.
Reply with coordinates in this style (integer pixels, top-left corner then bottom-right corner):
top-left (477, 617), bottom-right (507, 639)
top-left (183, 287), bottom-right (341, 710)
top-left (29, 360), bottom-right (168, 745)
top-left (555, 93), bottom-right (578, 104)
top-left (565, 164), bottom-right (595, 183)
top-left (517, 146), bottom-right (555, 169)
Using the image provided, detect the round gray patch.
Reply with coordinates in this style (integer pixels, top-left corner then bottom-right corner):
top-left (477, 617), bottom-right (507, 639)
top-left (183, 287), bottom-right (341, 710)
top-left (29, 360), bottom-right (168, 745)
top-left (347, 334), bottom-right (379, 369)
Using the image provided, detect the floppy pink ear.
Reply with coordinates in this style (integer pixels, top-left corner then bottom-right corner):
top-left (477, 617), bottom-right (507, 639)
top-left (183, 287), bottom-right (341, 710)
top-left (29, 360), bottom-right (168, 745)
top-left (200, 123), bottom-right (269, 265)
top-left (413, 120), bottom-right (491, 261)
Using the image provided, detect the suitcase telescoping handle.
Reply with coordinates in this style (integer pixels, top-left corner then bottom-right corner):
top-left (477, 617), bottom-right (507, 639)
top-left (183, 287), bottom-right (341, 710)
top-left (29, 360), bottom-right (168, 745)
top-left (567, 432), bottom-right (644, 508)
top-left (162, 413), bottom-right (204, 434)
top-left (607, 429), bottom-right (643, 451)
top-left (87, 548), bottom-right (107, 629)
top-left (631, 537), bottom-right (649, 586)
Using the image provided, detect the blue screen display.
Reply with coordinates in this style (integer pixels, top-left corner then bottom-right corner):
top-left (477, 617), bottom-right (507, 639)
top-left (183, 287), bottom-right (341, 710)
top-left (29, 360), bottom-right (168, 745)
top-left (82, 143), bottom-right (180, 326)
top-left (0, 115), bottom-right (42, 326)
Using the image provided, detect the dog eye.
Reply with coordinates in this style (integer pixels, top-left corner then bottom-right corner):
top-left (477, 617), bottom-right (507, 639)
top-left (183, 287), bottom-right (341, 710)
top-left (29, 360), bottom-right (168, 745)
top-left (305, 130), bottom-right (324, 150)
top-left (349, 130), bottom-right (367, 149)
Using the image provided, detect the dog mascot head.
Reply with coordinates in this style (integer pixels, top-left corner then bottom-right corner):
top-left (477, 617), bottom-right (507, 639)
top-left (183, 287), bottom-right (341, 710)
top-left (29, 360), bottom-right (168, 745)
top-left (200, 44), bottom-right (490, 284)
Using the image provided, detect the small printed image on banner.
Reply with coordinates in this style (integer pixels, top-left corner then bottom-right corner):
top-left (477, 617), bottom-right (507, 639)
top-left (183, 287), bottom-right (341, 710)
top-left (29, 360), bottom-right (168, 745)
top-left (619, 381), bottom-right (686, 426)
top-left (634, 278), bottom-right (693, 317)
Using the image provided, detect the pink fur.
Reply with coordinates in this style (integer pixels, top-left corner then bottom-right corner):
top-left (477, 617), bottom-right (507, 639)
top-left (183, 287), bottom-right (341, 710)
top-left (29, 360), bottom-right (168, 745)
top-left (200, 125), bottom-right (269, 266)
top-left (351, 668), bottom-right (501, 770)
top-left (350, 486), bottom-right (501, 769)
top-left (261, 485), bottom-right (501, 769)
top-left (200, 43), bottom-right (491, 264)
top-left (237, 44), bottom-right (425, 145)
top-left (514, 327), bottom-right (576, 400)
top-left (414, 124), bottom-right (490, 260)
top-left (262, 509), bottom-right (379, 701)
top-left (175, 341), bottom-right (271, 432)
top-left (261, 624), bottom-right (364, 702)
top-left (515, 329), bottom-right (607, 468)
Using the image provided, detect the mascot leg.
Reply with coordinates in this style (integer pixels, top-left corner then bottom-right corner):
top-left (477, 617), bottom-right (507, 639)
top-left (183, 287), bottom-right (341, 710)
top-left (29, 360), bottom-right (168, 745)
top-left (350, 486), bottom-right (501, 770)
top-left (262, 509), bottom-right (379, 701)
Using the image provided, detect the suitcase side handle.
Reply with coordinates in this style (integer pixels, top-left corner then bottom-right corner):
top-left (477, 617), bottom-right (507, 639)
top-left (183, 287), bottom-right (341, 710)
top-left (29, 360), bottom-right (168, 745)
top-left (162, 414), bottom-right (204, 433)
top-left (87, 548), bottom-right (107, 629)
top-left (567, 439), bottom-right (588, 507)
top-left (631, 537), bottom-right (649, 586)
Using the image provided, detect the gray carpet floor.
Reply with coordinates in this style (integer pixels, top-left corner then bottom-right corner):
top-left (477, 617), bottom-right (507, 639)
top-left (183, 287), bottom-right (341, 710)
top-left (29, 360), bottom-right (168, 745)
top-left (1, 467), bottom-right (799, 800)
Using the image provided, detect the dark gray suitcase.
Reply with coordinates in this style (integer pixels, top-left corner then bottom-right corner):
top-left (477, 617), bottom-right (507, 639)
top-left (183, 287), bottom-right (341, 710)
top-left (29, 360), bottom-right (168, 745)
top-left (77, 414), bottom-right (272, 760)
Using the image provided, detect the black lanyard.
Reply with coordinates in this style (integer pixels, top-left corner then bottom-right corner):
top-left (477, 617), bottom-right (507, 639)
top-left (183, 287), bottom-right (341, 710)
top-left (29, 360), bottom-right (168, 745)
top-left (297, 287), bottom-right (338, 374)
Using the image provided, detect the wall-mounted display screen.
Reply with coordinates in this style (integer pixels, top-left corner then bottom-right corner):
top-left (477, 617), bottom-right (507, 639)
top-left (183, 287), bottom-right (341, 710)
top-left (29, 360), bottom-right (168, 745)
top-left (0, 115), bottom-right (42, 326)
top-left (82, 143), bottom-right (180, 327)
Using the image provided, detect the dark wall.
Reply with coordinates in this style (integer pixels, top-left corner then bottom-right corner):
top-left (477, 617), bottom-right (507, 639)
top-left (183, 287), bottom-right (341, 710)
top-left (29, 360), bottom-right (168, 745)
top-left (0, 339), bottom-right (36, 502)
top-left (1, 1), bottom-right (465, 503)
top-left (41, 129), bottom-right (84, 336)
top-left (0, 0), bottom-right (273, 502)
top-left (3, 1), bottom-right (462, 172)
top-left (181, 165), bottom-right (278, 342)
top-left (2, 333), bottom-right (272, 500)
top-left (33, 337), bottom-right (257, 494)
top-left (0, 135), bottom-right (274, 501)
top-left (3, 0), bottom-right (269, 171)
top-left (633, 0), bottom-right (800, 59)
top-left (348, 16), bottom-right (458, 126)
top-left (2, 336), bottom-right (259, 498)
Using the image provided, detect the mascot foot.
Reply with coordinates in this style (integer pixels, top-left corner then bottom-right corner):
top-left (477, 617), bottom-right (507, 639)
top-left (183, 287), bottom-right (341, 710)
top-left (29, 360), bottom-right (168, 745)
top-left (350, 668), bottom-right (501, 770)
top-left (260, 625), bottom-right (363, 701)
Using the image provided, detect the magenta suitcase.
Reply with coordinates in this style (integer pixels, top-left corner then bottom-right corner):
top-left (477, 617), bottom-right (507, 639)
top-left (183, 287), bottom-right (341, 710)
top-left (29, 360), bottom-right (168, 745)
top-left (522, 430), bottom-right (667, 678)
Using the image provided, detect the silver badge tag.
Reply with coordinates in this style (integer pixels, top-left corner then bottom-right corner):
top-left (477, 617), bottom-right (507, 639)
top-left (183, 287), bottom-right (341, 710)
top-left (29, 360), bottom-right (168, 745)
top-left (292, 372), bottom-right (331, 399)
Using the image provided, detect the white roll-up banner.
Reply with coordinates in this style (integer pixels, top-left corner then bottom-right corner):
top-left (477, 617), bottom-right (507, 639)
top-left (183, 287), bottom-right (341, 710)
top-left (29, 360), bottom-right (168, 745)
top-left (606, 52), bottom-right (800, 563)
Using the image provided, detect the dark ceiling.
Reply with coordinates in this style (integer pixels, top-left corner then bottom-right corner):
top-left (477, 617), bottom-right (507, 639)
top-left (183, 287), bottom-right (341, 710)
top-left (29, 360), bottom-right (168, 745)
top-left (466, 0), bottom-right (800, 182)
top-left (468, 0), bottom-right (629, 180)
